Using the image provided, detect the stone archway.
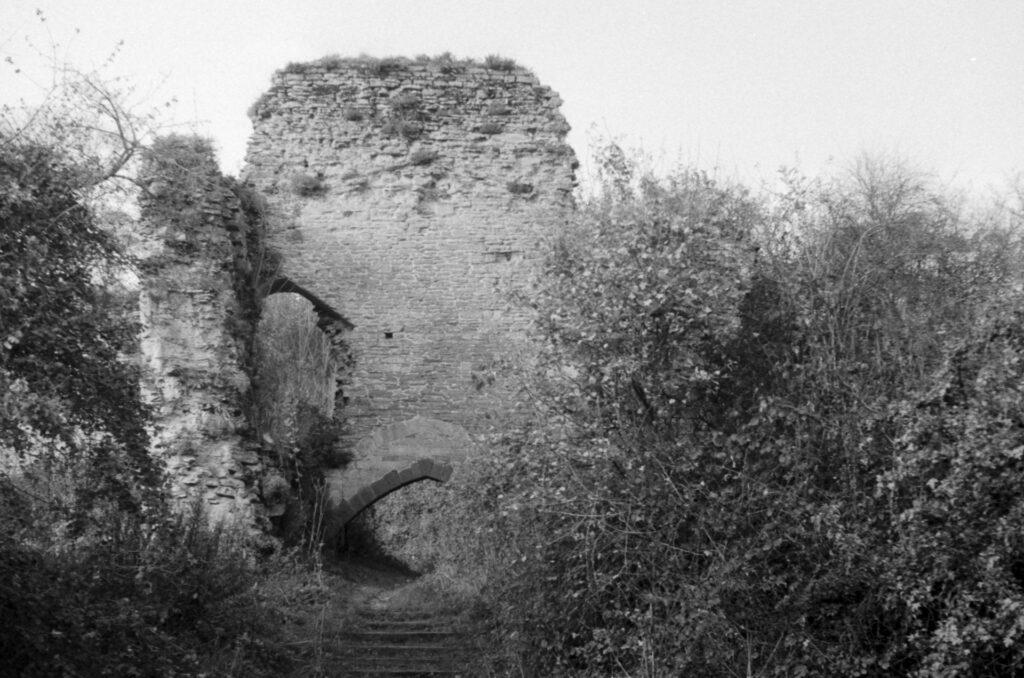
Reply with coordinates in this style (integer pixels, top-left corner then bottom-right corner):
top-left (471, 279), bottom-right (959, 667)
top-left (321, 416), bottom-right (474, 547)
top-left (328, 457), bottom-right (453, 531)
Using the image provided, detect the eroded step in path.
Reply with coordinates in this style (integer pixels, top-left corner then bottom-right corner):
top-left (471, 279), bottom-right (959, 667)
top-left (329, 610), bottom-right (484, 676)
top-left (321, 559), bottom-right (489, 677)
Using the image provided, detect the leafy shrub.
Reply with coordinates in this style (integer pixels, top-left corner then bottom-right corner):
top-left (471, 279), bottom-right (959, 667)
top-left (1, 141), bottom-right (159, 524)
top-left (471, 146), bottom-right (1024, 676)
top-left (875, 303), bottom-right (1024, 674)
top-left (0, 491), bottom-right (287, 676)
top-left (484, 54), bottom-right (517, 71)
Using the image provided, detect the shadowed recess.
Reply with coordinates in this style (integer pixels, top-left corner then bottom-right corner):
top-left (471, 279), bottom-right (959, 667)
top-left (325, 458), bottom-right (454, 546)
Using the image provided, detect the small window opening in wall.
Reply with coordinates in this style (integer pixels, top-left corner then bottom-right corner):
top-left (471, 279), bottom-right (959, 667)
top-left (384, 331), bottom-right (394, 339)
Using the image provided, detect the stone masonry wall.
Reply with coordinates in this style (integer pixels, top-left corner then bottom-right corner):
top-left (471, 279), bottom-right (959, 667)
top-left (137, 139), bottom-right (266, 527)
top-left (242, 57), bottom-right (577, 448)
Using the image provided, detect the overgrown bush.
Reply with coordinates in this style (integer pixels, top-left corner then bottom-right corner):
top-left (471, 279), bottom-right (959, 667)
top-left (466, 146), bottom-right (1024, 676)
top-left (876, 301), bottom-right (1024, 674)
top-left (0, 487), bottom-right (315, 677)
top-left (0, 141), bottom-right (159, 526)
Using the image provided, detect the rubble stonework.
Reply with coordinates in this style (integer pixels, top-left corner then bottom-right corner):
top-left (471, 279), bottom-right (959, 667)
top-left (137, 141), bottom-right (268, 526)
top-left (241, 57), bottom-right (577, 447)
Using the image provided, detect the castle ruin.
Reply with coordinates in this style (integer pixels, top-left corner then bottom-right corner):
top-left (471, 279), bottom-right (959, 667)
top-left (138, 55), bottom-right (577, 537)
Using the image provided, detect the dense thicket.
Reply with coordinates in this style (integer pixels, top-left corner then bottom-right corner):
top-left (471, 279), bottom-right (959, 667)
top-left (0, 141), bottom-right (158, 520)
top-left (479, 150), bottom-right (1024, 676)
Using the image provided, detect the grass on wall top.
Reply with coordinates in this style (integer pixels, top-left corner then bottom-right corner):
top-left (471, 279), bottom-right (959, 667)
top-left (281, 53), bottom-right (525, 77)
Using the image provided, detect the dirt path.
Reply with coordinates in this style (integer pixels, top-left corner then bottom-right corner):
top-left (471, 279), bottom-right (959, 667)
top-left (280, 556), bottom-right (489, 677)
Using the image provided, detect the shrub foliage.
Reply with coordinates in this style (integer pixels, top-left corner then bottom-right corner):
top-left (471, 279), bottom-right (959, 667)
top-left (470, 147), bottom-right (1024, 676)
top-left (0, 142), bottom-right (158, 521)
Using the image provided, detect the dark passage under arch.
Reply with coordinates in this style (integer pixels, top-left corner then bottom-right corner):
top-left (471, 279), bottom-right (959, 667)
top-left (324, 458), bottom-right (454, 548)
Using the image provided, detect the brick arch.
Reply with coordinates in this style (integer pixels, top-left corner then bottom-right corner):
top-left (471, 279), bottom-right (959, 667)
top-left (267, 276), bottom-right (353, 330)
top-left (323, 458), bottom-right (454, 548)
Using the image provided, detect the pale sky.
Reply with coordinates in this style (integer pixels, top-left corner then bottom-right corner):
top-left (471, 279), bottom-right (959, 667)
top-left (2, 1), bottom-right (1022, 195)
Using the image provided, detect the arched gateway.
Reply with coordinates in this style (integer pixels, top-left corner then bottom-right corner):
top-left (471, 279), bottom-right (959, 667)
top-left (322, 416), bottom-right (473, 544)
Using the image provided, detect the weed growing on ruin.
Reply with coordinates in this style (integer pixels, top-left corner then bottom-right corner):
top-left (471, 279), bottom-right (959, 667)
top-left (389, 92), bottom-right (421, 112)
top-left (506, 180), bottom-right (534, 195)
top-left (283, 54), bottom-right (349, 74)
top-left (247, 94), bottom-right (275, 120)
top-left (363, 56), bottom-right (409, 76)
top-left (342, 106), bottom-right (364, 121)
top-left (436, 52), bottom-right (467, 75)
top-left (278, 52), bottom-right (528, 80)
top-left (290, 172), bottom-right (327, 196)
top-left (317, 54), bottom-right (346, 69)
top-left (476, 121), bottom-right (504, 135)
top-left (486, 101), bottom-right (512, 116)
top-left (409, 148), bottom-right (439, 166)
top-left (484, 54), bottom-right (518, 71)
top-left (382, 119), bottom-right (423, 139)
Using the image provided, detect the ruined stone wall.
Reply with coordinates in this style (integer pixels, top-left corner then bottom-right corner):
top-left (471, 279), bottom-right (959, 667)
top-left (242, 57), bottom-right (577, 446)
top-left (136, 139), bottom-right (266, 526)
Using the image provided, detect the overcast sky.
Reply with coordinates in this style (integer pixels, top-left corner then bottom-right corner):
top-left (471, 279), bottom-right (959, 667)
top-left (2, 1), bottom-right (1022, 195)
